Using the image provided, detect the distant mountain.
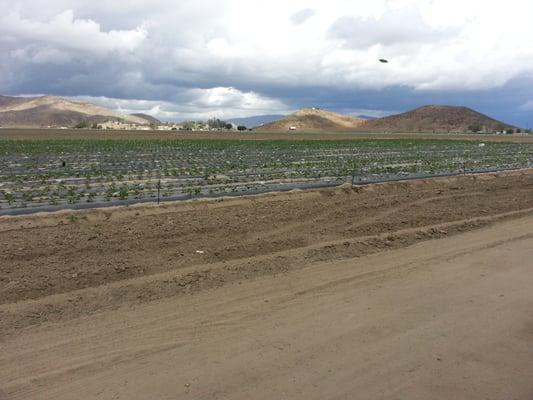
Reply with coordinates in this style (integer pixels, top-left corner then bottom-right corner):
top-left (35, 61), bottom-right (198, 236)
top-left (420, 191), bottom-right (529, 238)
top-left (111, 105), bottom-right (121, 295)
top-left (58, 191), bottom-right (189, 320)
top-left (131, 113), bottom-right (161, 125)
top-left (0, 95), bottom-right (160, 127)
top-left (228, 114), bottom-right (286, 128)
top-left (358, 105), bottom-right (514, 133)
top-left (357, 115), bottom-right (378, 121)
top-left (255, 108), bottom-right (365, 131)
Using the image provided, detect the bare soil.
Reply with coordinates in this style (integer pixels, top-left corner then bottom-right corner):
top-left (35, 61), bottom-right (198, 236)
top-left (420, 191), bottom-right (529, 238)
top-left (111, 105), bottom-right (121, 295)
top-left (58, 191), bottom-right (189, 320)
top-left (1, 170), bottom-right (533, 399)
top-left (2, 128), bottom-right (533, 142)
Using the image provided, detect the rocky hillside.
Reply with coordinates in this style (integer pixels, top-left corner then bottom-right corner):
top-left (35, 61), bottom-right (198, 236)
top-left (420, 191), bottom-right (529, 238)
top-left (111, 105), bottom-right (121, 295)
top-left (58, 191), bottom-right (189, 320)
top-left (358, 105), bottom-right (514, 133)
top-left (256, 108), bottom-right (365, 131)
top-left (0, 95), bottom-right (160, 128)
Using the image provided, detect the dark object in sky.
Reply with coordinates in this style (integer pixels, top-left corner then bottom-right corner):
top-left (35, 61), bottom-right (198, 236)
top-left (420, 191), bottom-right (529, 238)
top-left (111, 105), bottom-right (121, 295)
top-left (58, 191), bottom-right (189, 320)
top-left (379, 59), bottom-right (389, 63)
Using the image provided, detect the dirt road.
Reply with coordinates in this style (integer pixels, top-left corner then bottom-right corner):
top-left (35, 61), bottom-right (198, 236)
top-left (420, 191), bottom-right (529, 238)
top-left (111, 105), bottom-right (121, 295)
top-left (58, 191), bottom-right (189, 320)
top-left (1, 214), bottom-right (532, 399)
top-left (1, 170), bottom-right (533, 399)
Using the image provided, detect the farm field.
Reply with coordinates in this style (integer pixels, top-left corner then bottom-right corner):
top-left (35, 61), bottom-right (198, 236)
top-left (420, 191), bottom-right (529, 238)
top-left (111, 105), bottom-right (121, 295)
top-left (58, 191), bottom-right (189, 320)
top-left (2, 128), bottom-right (533, 142)
top-left (1, 137), bottom-right (532, 214)
top-left (1, 170), bottom-right (533, 399)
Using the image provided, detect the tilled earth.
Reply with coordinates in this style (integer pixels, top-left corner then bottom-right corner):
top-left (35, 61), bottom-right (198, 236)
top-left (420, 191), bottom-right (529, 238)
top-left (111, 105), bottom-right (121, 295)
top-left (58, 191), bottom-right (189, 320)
top-left (3, 128), bottom-right (533, 142)
top-left (1, 169), bottom-right (532, 337)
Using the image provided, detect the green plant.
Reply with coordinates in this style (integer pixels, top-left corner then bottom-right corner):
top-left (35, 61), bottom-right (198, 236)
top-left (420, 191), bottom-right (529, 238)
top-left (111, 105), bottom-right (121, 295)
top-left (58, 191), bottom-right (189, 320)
top-left (118, 185), bottom-right (129, 200)
top-left (3, 191), bottom-right (15, 205)
top-left (67, 214), bottom-right (79, 223)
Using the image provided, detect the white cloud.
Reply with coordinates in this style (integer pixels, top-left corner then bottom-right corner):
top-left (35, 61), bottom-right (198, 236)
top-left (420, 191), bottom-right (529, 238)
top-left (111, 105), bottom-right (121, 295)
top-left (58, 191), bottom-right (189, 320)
top-left (328, 6), bottom-right (452, 48)
top-left (291, 8), bottom-right (316, 25)
top-left (1, 0), bottom-right (533, 109)
top-left (0, 9), bottom-right (146, 57)
top-left (69, 87), bottom-right (291, 121)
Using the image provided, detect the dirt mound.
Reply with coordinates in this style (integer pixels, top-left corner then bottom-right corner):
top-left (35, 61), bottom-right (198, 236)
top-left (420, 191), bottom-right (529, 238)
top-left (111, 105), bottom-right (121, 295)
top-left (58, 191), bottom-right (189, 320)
top-left (256, 108), bottom-right (365, 131)
top-left (359, 105), bottom-right (515, 133)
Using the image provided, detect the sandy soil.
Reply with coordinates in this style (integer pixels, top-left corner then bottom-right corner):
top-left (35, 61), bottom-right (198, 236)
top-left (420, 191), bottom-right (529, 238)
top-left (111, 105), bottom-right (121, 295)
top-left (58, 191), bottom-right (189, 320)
top-left (1, 128), bottom-right (533, 142)
top-left (1, 170), bottom-right (533, 399)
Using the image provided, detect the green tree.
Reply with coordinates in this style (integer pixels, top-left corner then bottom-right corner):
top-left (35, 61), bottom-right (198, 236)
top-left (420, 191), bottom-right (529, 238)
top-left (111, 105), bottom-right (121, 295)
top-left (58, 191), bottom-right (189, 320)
top-left (74, 120), bottom-right (90, 129)
top-left (467, 122), bottom-right (482, 133)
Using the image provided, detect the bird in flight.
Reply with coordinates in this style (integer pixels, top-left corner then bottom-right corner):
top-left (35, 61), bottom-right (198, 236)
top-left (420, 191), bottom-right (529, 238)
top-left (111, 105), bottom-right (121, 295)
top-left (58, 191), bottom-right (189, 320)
top-left (379, 59), bottom-right (389, 63)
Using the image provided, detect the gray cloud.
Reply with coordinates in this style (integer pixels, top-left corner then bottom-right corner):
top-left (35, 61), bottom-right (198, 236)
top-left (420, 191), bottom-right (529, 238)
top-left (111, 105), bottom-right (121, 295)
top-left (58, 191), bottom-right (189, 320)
top-left (328, 6), bottom-right (451, 48)
top-left (290, 8), bottom-right (315, 25)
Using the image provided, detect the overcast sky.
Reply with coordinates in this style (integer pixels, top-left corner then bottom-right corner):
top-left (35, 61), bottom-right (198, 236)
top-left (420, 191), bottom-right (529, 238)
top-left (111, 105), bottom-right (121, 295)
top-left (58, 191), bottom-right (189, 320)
top-left (1, 0), bottom-right (533, 125)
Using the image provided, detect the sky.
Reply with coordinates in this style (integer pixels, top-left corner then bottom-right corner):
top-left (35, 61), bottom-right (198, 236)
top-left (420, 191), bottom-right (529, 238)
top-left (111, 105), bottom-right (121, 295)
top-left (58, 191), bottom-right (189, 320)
top-left (1, 0), bottom-right (533, 126)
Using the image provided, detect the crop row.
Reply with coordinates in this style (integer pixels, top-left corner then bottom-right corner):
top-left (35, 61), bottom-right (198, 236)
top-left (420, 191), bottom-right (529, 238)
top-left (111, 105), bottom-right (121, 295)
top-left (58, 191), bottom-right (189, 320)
top-left (1, 139), bottom-right (531, 212)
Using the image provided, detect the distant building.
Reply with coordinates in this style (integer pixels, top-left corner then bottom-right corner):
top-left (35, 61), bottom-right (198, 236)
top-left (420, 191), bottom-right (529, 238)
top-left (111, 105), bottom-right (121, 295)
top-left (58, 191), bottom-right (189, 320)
top-left (98, 121), bottom-right (151, 130)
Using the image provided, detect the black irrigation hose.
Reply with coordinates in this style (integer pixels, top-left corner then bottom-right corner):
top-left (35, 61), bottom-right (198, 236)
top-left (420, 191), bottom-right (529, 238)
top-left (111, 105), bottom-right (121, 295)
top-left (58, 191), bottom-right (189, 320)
top-left (0, 166), bottom-right (529, 217)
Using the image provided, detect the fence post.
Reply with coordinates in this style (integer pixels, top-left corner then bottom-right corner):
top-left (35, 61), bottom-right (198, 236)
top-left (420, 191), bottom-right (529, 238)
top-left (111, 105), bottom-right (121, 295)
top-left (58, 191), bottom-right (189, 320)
top-left (157, 179), bottom-right (161, 205)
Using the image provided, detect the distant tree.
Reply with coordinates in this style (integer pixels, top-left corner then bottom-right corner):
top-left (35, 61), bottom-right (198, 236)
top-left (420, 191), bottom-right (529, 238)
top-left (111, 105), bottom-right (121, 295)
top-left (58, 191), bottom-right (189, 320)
top-left (225, 123), bottom-right (233, 130)
top-left (467, 122), bottom-right (482, 133)
top-left (91, 122), bottom-right (99, 129)
top-left (505, 128), bottom-right (515, 134)
top-left (74, 121), bottom-right (90, 129)
top-left (496, 124), bottom-right (506, 133)
top-left (516, 128), bottom-right (522, 133)
top-left (237, 125), bottom-right (247, 131)
top-left (182, 121), bottom-right (194, 130)
top-left (208, 118), bottom-right (227, 129)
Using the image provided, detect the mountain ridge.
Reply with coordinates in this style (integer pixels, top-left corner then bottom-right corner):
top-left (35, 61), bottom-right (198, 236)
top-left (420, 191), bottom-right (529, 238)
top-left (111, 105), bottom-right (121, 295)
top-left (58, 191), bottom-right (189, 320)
top-left (358, 105), bottom-right (515, 133)
top-left (0, 95), bottom-right (160, 127)
top-left (255, 108), bottom-right (365, 131)
top-left (253, 105), bottom-right (516, 133)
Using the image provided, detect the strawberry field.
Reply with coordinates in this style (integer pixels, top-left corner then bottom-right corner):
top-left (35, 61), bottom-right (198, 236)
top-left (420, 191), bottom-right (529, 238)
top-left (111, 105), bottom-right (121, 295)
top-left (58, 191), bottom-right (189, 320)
top-left (1, 139), bottom-right (531, 214)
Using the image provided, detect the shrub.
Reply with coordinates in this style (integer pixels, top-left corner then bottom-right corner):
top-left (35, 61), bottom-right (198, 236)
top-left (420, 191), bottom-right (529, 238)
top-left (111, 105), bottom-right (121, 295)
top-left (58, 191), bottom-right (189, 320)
top-left (467, 122), bottom-right (482, 133)
top-left (74, 121), bottom-right (90, 129)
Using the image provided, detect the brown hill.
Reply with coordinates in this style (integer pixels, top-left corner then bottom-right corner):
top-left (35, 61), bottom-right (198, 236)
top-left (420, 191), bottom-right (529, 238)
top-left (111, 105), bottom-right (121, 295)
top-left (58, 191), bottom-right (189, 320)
top-left (131, 113), bottom-right (161, 125)
top-left (359, 105), bottom-right (514, 133)
top-left (0, 95), bottom-right (27, 109)
top-left (0, 95), bottom-right (160, 128)
top-left (256, 108), bottom-right (365, 131)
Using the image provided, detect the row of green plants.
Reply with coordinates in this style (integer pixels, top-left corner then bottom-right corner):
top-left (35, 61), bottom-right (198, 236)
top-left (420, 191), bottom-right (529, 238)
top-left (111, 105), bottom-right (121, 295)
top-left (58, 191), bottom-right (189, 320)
top-left (1, 139), bottom-right (531, 210)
